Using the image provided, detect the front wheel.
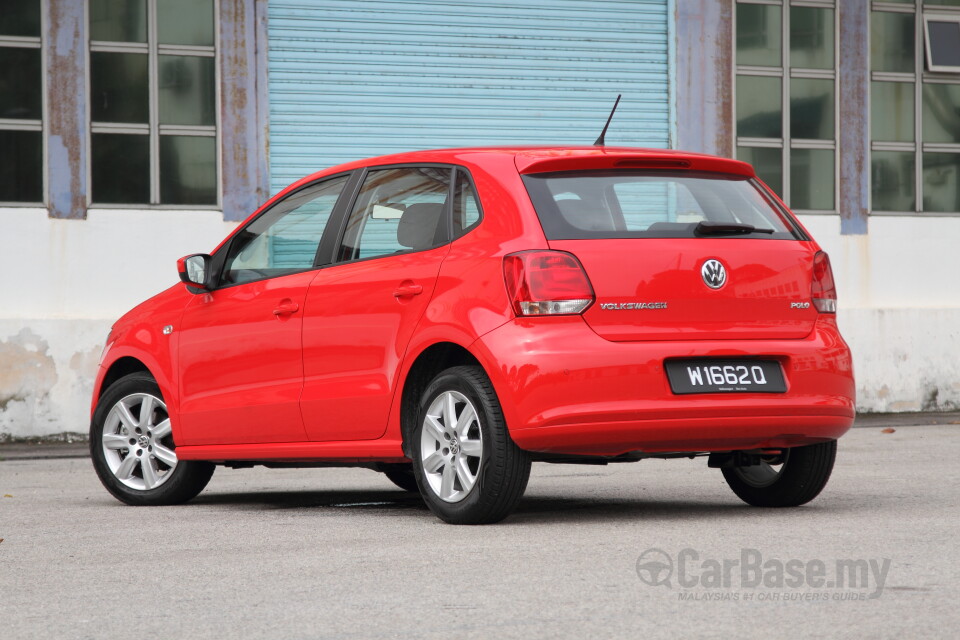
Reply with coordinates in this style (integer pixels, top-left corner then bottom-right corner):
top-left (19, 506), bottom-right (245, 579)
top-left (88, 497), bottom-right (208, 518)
top-left (412, 366), bottom-right (530, 524)
top-left (90, 373), bottom-right (214, 506)
top-left (721, 440), bottom-right (837, 507)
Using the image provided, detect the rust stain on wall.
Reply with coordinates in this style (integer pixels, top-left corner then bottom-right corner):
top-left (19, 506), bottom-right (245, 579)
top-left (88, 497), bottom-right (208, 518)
top-left (46, 0), bottom-right (87, 220)
top-left (675, 0), bottom-right (734, 158)
top-left (0, 329), bottom-right (58, 412)
top-left (838, 0), bottom-right (869, 235)
top-left (69, 345), bottom-right (100, 374)
top-left (221, 0), bottom-right (270, 221)
top-left (68, 344), bottom-right (102, 407)
top-left (714, 1), bottom-right (734, 158)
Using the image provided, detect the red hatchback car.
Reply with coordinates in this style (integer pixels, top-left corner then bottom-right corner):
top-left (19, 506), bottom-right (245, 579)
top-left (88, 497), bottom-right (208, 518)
top-left (90, 147), bottom-right (855, 524)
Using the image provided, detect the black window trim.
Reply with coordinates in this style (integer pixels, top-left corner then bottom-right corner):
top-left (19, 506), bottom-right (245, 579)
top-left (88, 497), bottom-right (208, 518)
top-left (211, 169), bottom-right (360, 289)
top-left (207, 162), bottom-right (488, 288)
top-left (923, 14), bottom-right (960, 74)
top-left (327, 162), bottom-right (474, 267)
top-left (522, 169), bottom-right (808, 241)
top-left (451, 166), bottom-right (485, 239)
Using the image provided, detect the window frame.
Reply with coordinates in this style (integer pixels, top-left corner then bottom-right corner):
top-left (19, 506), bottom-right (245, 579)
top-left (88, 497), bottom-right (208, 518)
top-left (85, 0), bottom-right (221, 209)
top-left (203, 162), bottom-right (485, 289)
top-left (733, 0), bottom-right (840, 215)
top-left (451, 167), bottom-right (485, 239)
top-left (213, 170), bottom-right (361, 289)
top-left (328, 163), bottom-right (480, 267)
top-left (871, 1), bottom-right (960, 216)
top-left (0, 2), bottom-right (45, 207)
top-left (923, 13), bottom-right (960, 74)
top-left (522, 169), bottom-right (806, 241)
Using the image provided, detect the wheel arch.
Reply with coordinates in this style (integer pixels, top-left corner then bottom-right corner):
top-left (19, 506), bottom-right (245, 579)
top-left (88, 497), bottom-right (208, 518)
top-left (399, 342), bottom-right (483, 458)
top-left (94, 346), bottom-right (179, 420)
top-left (98, 356), bottom-right (152, 400)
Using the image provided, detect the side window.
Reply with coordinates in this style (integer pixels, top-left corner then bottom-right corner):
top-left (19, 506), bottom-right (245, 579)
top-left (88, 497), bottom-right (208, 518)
top-left (453, 170), bottom-right (482, 236)
top-left (338, 167), bottom-right (452, 261)
top-left (221, 174), bottom-right (349, 285)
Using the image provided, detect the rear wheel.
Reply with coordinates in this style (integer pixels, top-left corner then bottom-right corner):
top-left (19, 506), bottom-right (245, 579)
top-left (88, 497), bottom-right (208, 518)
top-left (411, 366), bottom-right (530, 524)
top-left (90, 373), bottom-right (214, 506)
top-left (721, 440), bottom-right (837, 507)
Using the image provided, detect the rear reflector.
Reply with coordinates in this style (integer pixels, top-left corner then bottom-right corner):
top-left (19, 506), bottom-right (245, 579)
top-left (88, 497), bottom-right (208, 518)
top-left (811, 251), bottom-right (837, 313)
top-left (503, 250), bottom-right (595, 316)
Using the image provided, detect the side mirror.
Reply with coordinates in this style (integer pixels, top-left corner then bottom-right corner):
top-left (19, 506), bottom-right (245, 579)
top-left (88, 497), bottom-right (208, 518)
top-left (177, 254), bottom-right (212, 292)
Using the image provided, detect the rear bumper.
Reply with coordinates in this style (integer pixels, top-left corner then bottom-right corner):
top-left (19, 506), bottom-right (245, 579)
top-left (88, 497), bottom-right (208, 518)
top-left (472, 315), bottom-right (855, 456)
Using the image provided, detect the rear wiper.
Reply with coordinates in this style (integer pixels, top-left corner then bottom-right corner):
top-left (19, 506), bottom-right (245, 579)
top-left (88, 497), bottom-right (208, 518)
top-left (694, 221), bottom-right (775, 236)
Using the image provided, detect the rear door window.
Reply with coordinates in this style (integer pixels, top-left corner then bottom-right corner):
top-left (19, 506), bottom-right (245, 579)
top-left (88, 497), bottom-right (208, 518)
top-left (337, 167), bottom-right (452, 261)
top-left (523, 171), bottom-right (801, 240)
top-left (452, 169), bottom-right (482, 236)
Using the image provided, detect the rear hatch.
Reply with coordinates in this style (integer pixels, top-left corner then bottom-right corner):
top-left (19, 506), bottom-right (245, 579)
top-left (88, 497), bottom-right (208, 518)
top-left (520, 160), bottom-right (819, 342)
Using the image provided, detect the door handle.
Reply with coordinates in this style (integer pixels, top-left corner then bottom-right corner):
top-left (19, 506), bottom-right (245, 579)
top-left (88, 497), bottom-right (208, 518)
top-left (393, 282), bottom-right (424, 298)
top-left (272, 300), bottom-right (300, 316)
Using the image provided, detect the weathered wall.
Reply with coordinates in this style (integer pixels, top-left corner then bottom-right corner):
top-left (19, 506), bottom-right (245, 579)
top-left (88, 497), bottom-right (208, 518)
top-left (0, 320), bottom-right (105, 438)
top-left (1, 211), bottom-right (957, 438)
top-left (0, 207), bottom-right (237, 439)
top-left (674, 0), bottom-right (732, 158)
top-left (800, 214), bottom-right (960, 412)
top-left (674, 2), bottom-right (959, 415)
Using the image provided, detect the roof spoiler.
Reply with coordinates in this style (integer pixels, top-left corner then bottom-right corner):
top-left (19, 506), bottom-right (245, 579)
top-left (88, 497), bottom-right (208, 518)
top-left (515, 151), bottom-right (756, 177)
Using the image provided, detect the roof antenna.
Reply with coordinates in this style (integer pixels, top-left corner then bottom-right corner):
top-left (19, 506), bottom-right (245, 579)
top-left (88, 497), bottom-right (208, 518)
top-left (593, 94), bottom-right (622, 147)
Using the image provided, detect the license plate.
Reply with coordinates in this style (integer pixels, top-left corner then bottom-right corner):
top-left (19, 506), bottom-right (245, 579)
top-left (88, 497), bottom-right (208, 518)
top-left (665, 359), bottom-right (786, 394)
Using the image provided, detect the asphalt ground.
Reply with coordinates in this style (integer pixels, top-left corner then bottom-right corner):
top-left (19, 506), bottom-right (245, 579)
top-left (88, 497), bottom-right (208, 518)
top-left (1, 415), bottom-right (958, 639)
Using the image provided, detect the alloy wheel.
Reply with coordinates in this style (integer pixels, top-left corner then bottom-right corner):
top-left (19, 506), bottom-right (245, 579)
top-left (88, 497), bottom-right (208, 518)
top-left (419, 390), bottom-right (484, 503)
top-left (100, 392), bottom-right (178, 491)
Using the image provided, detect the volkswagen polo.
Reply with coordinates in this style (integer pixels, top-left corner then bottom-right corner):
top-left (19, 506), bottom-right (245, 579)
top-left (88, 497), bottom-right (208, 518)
top-left (90, 147), bottom-right (855, 524)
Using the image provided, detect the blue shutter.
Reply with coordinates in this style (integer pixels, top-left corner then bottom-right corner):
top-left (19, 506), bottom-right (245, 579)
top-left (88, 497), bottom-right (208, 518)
top-left (267, 0), bottom-right (671, 194)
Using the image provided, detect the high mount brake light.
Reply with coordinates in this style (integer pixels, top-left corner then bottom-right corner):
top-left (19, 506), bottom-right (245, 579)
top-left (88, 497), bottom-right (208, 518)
top-left (503, 250), bottom-right (595, 316)
top-left (811, 251), bottom-right (837, 313)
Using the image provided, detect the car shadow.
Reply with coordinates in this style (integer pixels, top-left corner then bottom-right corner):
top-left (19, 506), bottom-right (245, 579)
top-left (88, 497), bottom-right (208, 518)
top-left (189, 487), bottom-right (860, 524)
top-left (192, 488), bottom-right (429, 512)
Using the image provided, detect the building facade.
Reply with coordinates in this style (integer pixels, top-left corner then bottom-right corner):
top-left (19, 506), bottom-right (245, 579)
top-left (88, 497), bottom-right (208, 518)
top-left (1, 0), bottom-right (958, 438)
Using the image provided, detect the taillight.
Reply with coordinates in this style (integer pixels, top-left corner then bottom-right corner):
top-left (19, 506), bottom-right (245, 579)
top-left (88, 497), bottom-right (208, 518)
top-left (811, 251), bottom-right (837, 313)
top-left (503, 250), bottom-right (595, 316)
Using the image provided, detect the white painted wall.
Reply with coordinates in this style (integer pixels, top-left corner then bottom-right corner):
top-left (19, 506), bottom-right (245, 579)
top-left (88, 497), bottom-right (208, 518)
top-left (0, 208), bottom-right (237, 319)
top-left (0, 207), bottom-right (237, 439)
top-left (1, 209), bottom-right (957, 438)
top-left (799, 214), bottom-right (960, 412)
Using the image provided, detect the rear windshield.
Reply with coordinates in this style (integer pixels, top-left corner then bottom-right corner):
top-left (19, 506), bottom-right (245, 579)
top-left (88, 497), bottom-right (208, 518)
top-left (522, 171), bottom-right (802, 240)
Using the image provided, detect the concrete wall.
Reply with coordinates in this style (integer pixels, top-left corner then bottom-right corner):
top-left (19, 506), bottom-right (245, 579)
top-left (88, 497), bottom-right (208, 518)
top-left (0, 1), bottom-right (269, 439)
top-left (673, 1), bottom-right (959, 415)
top-left (2, 0), bottom-right (955, 436)
top-left (2, 210), bottom-right (957, 439)
top-left (801, 214), bottom-right (960, 413)
top-left (0, 207), bottom-right (236, 439)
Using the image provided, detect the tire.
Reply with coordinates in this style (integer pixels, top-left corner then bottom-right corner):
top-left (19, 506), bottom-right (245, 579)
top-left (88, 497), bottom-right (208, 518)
top-left (377, 463), bottom-right (419, 492)
top-left (721, 440), bottom-right (837, 508)
top-left (411, 365), bottom-right (530, 524)
top-left (90, 372), bottom-right (215, 506)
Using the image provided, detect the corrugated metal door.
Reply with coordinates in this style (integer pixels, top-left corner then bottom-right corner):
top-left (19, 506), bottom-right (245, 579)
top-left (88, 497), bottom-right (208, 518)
top-left (267, 0), bottom-right (671, 194)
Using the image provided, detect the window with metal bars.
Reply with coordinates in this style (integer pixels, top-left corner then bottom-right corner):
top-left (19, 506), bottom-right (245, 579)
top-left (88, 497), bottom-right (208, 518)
top-left (0, 0), bottom-right (43, 204)
top-left (871, 1), bottom-right (960, 214)
top-left (734, 0), bottom-right (838, 213)
top-left (88, 0), bottom-right (218, 207)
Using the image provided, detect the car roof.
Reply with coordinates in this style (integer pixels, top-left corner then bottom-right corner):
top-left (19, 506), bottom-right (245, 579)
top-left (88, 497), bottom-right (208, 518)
top-left (275, 146), bottom-right (756, 201)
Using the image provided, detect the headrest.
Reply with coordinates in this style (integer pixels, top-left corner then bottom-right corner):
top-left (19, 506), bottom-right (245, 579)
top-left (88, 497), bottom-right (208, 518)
top-left (397, 203), bottom-right (444, 250)
top-left (556, 199), bottom-right (604, 230)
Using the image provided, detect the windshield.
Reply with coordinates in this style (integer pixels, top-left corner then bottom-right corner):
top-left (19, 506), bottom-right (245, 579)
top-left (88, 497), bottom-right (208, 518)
top-left (522, 171), bottom-right (802, 240)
